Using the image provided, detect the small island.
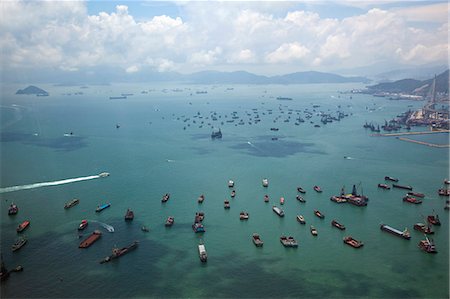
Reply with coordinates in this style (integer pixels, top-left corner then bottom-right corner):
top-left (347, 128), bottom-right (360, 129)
top-left (16, 85), bottom-right (49, 96)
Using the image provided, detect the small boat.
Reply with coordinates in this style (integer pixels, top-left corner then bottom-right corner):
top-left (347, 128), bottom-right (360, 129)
top-left (252, 233), bottom-right (264, 247)
top-left (263, 194), bottom-right (269, 202)
top-left (79, 230), bottom-right (102, 248)
top-left (161, 193), bottom-right (170, 203)
top-left (402, 196), bottom-right (422, 204)
top-left (195, 212), bottom-right (205, 223)
top-left (8, 203), bottom-right (18, 215)
top-left (427, 214), bottom-right (441, 226)
top-left (165, 216), bottom-right (174, 226)
top-left (124, 209), bottom-right (134, 221)
top-left (16, 220), bottom-right (30, 233)
top-left (444, 179), bottom-right (450, 185)
top-left (296, 215), bottom-right (306, 224)
top-left (228, 180), bottom-right (234, 188)
top-left (310, 225), bottom-right (318, 236)
top-left (384, 176), bottom-right (399, 182)
top-left (197, 194), bottom-right (205, 203)
top-left (280, 197), bottom-right (285, 205)
top-left (314, 210), bottom-right (325, 219)
top-left (262, 178), bottom-right (269, 187)
top-left (98, 172), bottom-right (110, 178)
top-left (64, 199), bottom-right (79, 209)
top-left (95, 203), bottom-right (111, 212)
top-left (393, 184), bottom-right (413, 191)
top-left (78, 220), bottom-right (88, 230)
top-left (230, 190), bottom-right (236, 198)
top-left (272, 206), bottom-right (284, 217)
top-left (211, 128), bottom-right (222, 139)
top-left (192, 222), bottom-right (205, 233)
top-left (407, 192), bottom-right (425, 198)
top-left (418, 237), bottom-right (437, 253)
top-left (296, 195), bottom-right (306, 203)
top-left (313, 185), bottom-right (322, 193)
top-left (380, 224), bottom-right (411, 239)
top-left (444, 200), bottom-right (450, 210)
top-left (413, 223), bottom-right (434, 234)
top-left (100, 241), bottom-right (139, 264)
top-left (438, 188), bottom-right (450, 196)
top-left (239, 211), bottom-right (249, 220)
top-left (141, 226), bottom-right (150, 232)
top-left (224, 200), bottom-right (230, 209)
top-left (280, 235), bottom-right (298, 247)
top-left (11, 237), bottom-right (27, 252)
top-left (297, 187), bottom-right (306, 193)
top-left (270, 127), bottom-right (279, 131)
top-left (377, 183), bottom-right (390, 190)
top-left (331, 219), bottom-right (346, 230)
top-left (198, 242), bottom-right (208, 262)
top-left (343, 236), bottom-right (364, 248)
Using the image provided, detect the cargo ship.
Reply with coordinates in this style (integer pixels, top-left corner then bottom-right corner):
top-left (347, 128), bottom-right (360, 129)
top-left (377, 183), bottom-right (390, 189)
top-left (79, 230), bottom-right (102, 248)
top-left (331, 219), bottom-right (346, 230)
top-left (380, 224), bottom-right (411, 240)
top-left (96, 203), bottom-right (111, 212)
top-left (384, 176), bottom-right (399, 182)
top-left (413, 223), bottom-right (434, 234)
top-left (343, 236), bottom-right (363, 248)
top-left (272, 206), bottom-right (285, 217)
top-left (100, 241), bottom-right (139, 263)
top-left (402, 196), bottom-right (422, 204)
top-left (64, 199), bottom-right (79, 209)
top-left (16, 220), bottom-right (30, 233)
top-left (11, 237), bottom-right (27, 252)
top-left (427, 214), bottom-right (441, 226)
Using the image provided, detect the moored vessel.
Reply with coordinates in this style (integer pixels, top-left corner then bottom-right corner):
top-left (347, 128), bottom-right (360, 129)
top-left (8, 203), bottom-right (18, 215)
top-left (330, 195), bottom-right (347, 203)
top-left (79, 230), bottom-right (102, 248)
top-left (239, 211), bottom-right (249, 220)
top-left (124, 209), bottom-right (134, 221)
top-left (418, 237), bottom-right (437, 253)
top-left (252, 233), bottom-right (264, 247)
top-left (272, 205), bottom-right (285, 217)
top-left (192, 222), bottom-right (205, 233)
top-left (393, 184), bottom-right (413, 190)
top-left (296, 215), bottom-right (306, 224)
top-left (161, 193), bottom-right (170, 203)
top-left (310, 225), bottom-right (318, 236)
top-left (313, 185), bottom-right (322, 193)
top-left (377, 183), bottom-right (390, 189)
top-left (11, 237), bottom-right (27, 252)
top-left (380, 224), bottom-right (411, 239)
top-left (438, 188), bottom-right (450, 196)
top-left (100, 241), bottom-right (139, 263)
top-left (280, 235), bottom-right (298, 247)
top-left (16, 220), bottom-right (30, 233)
top-left (314, 210), bottom-right (325, 219)
top-left (224, 199), bottom-right (230, 209)
top-left (407, 192), bottom-right (425, 198)
top-left (331, 219), bottom-right (346, 230)
top-left (343, 236), bottom-right (364, 248)
top-left (296, 195), bottom-right (306, 203)
top-left (165, 216), bottom-right (174, 226)
top-left (402, 196), bottom-right (422, 204)
top-left (264, 194), bottom-right (269, 202)
top-left (262, 178), bottom-right (269, 187)
top-left (228, 180), bottom-right (234, 188)
top-left (413, 223), bottom-right (434, 234)
top-left (297, 186), bottom-right (306, 193)
top-left (384, 176), bottom-right (399, 182)
top-left (427, 214), bottom-right (440, 226)
top-left (64, 198), bottom-right (79, 209)
top-left (280, 197), bottom-right (285, 205)
top-left (198, 242), bottom-right (207, 262)
top-left (197, 194), bottom-right (205, 203)
top-left (96, 203), bottom-right (111, 212)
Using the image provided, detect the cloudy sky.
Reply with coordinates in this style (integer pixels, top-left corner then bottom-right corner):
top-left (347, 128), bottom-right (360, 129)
top-left (1, 0), bottom-right (448, 81)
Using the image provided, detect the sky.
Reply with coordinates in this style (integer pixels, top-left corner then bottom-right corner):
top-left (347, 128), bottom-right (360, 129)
top-left (0, 0), bottom-right (448, 82)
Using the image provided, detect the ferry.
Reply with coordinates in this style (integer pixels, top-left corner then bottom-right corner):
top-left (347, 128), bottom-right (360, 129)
top-left (161, 193), bottom-right (170, 203)
top-left (8, 203), bottom-right (18, 215)
top-left (427, 214), bottom-right (441, 226)
top-left (313, 185), bottom-right (323, 193)
top-left (380, 224), bottom-right (411, 240)
top-left (418, 237), bottom-right (437, 253)
top-left (198, 242), bottom-right (208, 262)
top-left (263, 194), bottom-right (269, 202)
top-left (293, 215), bottom-right (305, 225)
top-left (262, 178), bottom-right (269, 187)
top-left (228, 180), bottom-right (234, 188)
top-left (310, 225), bottom-right (318, 236)
top-left (98, 172), bottom-right (110, 178)
top-left (280, 197), bottom-right (285, 205)
top-left (100, 241), bottom-right (139, 264)
top-left (239, 211), bottom-right (249, 220)
top-left (413, 223), bottom-right (434, 234)
top-left (393, 184), bottom-right (413, 191)
top-left (197, 194), bottom-right (205, 203)
top-left (272, 206), bottom-right (285, 217)
top-left (331, 219), bottom-right (346, 230)
top-left (252, 233), bottom-right (264, 247)
top-left (280, 236), bottom-right (298, 247)
top-left (124, 209), bottom-right (134, 221)
top-left (78, 220), bottom-right (88, 230)
top-left (79, 230), bottom-right (102, 248)
top-left (11, 237), bottom-right (27, 252)
top-left (402, 196), bottom-right (422, 204)
top-left (96, 203), bottom-right (111, 212)
top-left (192, 222), bottom-right (205, 233)
top-left (165, 216), bottom-right (174, 226)
top-left (64, 198), bottom-right (79, 209)
top-left (343, 236), bottom-right (364, 248)
top-left (224, 200), bottom-right (230, 209)
top-left (297, 186), bottom-right (306, 193)
top-left (377, 183), bottom-right (391, 190)
top-left (296, 195), bottom-right (306, 203)
top-left (314, 210), bottom-right (325, 219)
top-left (16, 220), bottom-right (30, 233)
top-left (384, 176), bottom-right (399, 182)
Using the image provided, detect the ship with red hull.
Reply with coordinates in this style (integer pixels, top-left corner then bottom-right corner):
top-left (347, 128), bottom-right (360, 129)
top-left (79, 230), bottom-right (102, 248)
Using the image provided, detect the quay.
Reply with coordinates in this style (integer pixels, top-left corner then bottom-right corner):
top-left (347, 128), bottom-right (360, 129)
top-left (371, 130), bottom-right (450, 137)
top-left (397, 137), bottom-right (450, 148)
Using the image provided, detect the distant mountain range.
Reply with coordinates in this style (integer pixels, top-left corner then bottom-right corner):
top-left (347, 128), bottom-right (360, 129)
top-left (366, 69), bottom-right (449, 95)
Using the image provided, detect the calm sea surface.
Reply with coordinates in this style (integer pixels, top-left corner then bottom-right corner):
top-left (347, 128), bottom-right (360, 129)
top-left (1, 83), bottom-right (448, 298)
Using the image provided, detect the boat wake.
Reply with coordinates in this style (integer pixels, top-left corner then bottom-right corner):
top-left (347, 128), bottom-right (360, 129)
top-left (0, 174), bottom-right (103, 194)
top-left (92, 221), bottom-right (115, 233)
top-left (344, 156), bottom-right (354, 160)
top-left (166, 159), bottom-right (176, 163)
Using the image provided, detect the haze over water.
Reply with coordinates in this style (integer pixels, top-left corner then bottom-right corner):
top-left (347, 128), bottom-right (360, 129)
top-left (1, 83), bottom-right (448, 298)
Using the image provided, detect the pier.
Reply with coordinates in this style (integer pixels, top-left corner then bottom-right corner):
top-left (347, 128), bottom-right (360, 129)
top-left (396, 137), bottom-right (450, 148)
top-left (372, 130), bottom-right (450, 147)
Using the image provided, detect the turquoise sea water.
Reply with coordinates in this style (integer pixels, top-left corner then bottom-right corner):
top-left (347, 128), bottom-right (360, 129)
top-left (1, 83), bottom-right (448, 298)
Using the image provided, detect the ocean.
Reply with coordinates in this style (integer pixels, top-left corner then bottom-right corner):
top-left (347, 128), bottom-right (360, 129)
top-left (1, 82), bottom-right (448, 298)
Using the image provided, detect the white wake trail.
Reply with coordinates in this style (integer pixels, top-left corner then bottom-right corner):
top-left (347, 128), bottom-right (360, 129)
top-left (0, 175), bottom-right (101, 194)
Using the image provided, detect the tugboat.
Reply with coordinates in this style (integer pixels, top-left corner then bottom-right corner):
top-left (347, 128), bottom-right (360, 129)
top-left (124, 209), bottom-right (134, 221)
top-left (418, 237), bottom-right (437, 253)
top-left (310, 225), bottom-right (318, 236)
top-left (343, 236), bottom-right (364, 248)
top-left (272, 205), bottom-right (285, 217)
top-left (239, 211), bottom-right (249, 220)
top-left (252, 233), bottom-right (264, 247)
top-left (100, 241), bottom-right (139, 263)
top-left (427, 214), bottom-right (441, 226)
top-left (64, 199), bottom-right (79, 209)
top-left (8, 203), bottom-right (18, 215)
top-left (11, 237), bottom-right (27, 252)
top-left (192, 222), bottom-right (205, 233)
top-left (384, 176), bottom-right (399, 182)
top-left (296, 195), bottom-right (306, 203)
top-left (380, 224), bottom-right (411, 239)
top-left (262, 178), bottom-right (269, 187)
top-left (211, 128), bottom-right (222, 139)
top-left (224, 200), bottom-right (230, 209)
top-left (377, 183), bottom-right (390, 190)
top-left (95, 203), bottom-right (111, 212)
top-left (165, 216), bottom-right (174, 226)
top-left (297, 186), bottom-right (306, 194)
top-left (79, 230), bottom-right (102, 248)
top-left (331, 219), bottom-right (346, 230)
top-left (296, 215), bottom-right (306, 224)
top-left (198, 241), bottom-right (208, 262)
top-left (313, 185), bottom-right (322, 193)
top-left (78, 220), bottom-right (88, 230)
top-left (16, 220), bottom-right (30, 233)
top-left (413, 223), bottom-right (434, 234)
top-left (197, 194), bottom-right (205, 203)
top-left (280, 235), bottom-right (298, 247)
top-left (161, 193), bottom-right (170, 203)
top-left (403, 195), bottom-right (422, 204)
top-left (314, 210), bottom-right (325, 219)
top-left (263, 194), bottom-right (269, 202)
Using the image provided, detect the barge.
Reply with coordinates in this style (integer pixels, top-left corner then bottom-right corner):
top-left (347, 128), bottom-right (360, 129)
top-left (380, 224), bottom-right (411, 240)
top-left (393, 184), bottom-right (413, 191)
top-left (100, 241), bottom-right (139, 263)
top-left (79, 230), bottom-right (102, 248)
